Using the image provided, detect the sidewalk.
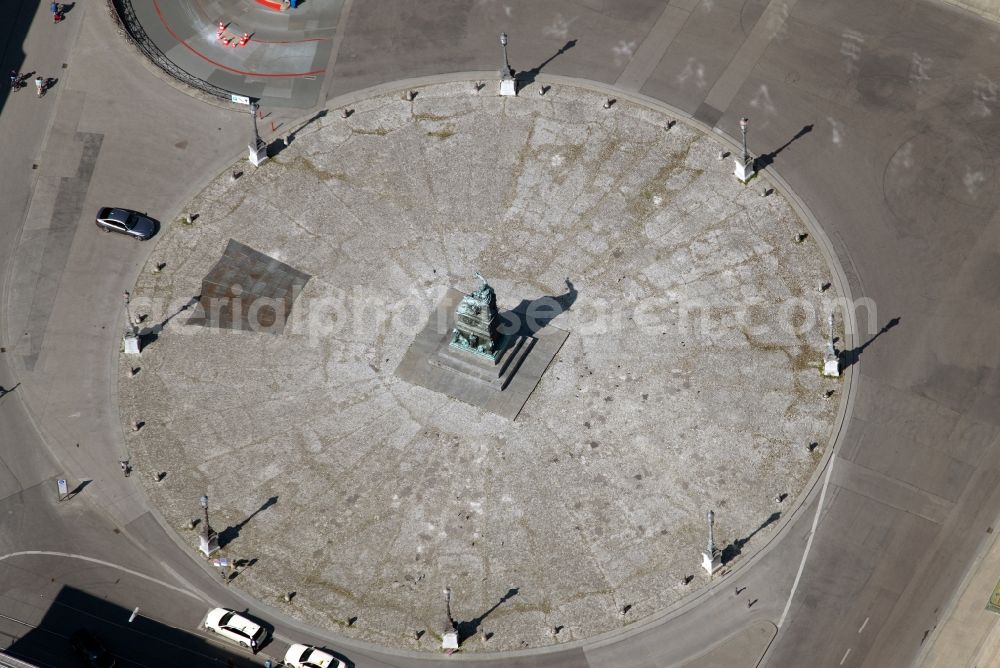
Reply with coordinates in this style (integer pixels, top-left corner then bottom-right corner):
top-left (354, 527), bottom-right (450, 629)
top-left (918, 524), bottom-right (1000, 667)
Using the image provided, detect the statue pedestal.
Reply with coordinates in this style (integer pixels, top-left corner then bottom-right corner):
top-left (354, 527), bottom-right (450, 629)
top-left (823, 355), bottom-right (840, 377)
top-left (702, 549), bottom-right (721, 575)
top-left (248, 141), bottom-right (269, 167)
top-left (395, 289), bottom-right (568, 420)
top-left (199, 530), bottom-right (220, 557)
top-left (499, 78), bottom-right (517, 97)
top-left (441, 630), bottom-right (459, 653)
top-left (123, 334), bottom-right (141, 355)
top-left (734, 157), bottom-right (755, 182)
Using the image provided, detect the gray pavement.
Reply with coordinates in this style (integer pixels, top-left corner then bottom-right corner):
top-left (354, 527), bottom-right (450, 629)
top-left (1, 0), bottom-right (999, 667)
top-left (117, 80), bottom-right (840, 652)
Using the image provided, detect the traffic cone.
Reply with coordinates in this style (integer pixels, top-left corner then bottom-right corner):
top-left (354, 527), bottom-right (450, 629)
top-left (217, 21), bottom-right (225, 34)
top-left (240, 33), bottom-right (250, 47)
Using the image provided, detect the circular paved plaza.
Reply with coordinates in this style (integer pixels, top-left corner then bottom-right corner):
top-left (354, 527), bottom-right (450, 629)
top-left (120, 81), bottom-right (841, 652)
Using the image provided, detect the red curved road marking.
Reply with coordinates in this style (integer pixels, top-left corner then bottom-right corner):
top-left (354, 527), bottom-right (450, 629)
top-left (152, 0), bottom-right (325, 78)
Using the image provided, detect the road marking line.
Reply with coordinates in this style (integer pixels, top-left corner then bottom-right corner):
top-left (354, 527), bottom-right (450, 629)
top-left (0, 550), bottom-right (202, 600)
top-left (777, 454), bottom-right (837, 628)
top-left (858, 616), bottom-right (869, 633)
top-left (840, 647), bottom-right (851, 665)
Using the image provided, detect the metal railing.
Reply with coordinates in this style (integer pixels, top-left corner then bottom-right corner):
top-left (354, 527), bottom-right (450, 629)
top-left (106, 0), bottom-right (234, 101)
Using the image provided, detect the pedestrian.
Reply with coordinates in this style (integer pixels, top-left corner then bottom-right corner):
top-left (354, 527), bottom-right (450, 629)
top-left (35, 76), bottom-right (44, 97)
top-left (250, 637), bottom-right (258, 654)
top-left (9, 70), bottom-right (17, 89)
top-left (120, 459), bottom-right (130, 477)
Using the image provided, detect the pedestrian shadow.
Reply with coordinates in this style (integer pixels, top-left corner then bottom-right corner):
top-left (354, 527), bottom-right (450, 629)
top-left (219, 496), bottom-right (278, 548)
top-left (721, 511), bottom-right (781, 565)
top-left (499, 278), bottom-right (577, 337)
top-left (841, 316), bottom-right (900, 369)
top-left (516, 39), bottom-right (576, 87)
top-left (0, 382), bottom-right (21, 399)
top-left (455, 587), bottom-right (518, 643)
top-left (140, 295), bottom-right (200, 346)
top-left (59, 2), bottom-right (76, 15)
top-left (755, 123), bottom-right (813, 170)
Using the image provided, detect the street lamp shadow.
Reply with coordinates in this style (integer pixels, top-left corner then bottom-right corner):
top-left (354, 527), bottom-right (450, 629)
top-left (720, 511), bottom-right (781, 565)
top-left (516, 39), bottom-right (577, 87)
top-left (219, 495), bottom-right (279, 548)
top-left (754, 123), bottom-right (814, 170)
top-left (455, 586), bottom-right (519, 643)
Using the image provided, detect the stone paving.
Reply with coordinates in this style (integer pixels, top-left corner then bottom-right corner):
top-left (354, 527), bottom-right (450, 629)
top-left (119, 81), bottom-right (841, 652)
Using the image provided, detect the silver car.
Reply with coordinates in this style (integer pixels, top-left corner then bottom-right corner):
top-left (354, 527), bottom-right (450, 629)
top-left (95, 207), bottom-right (155, 240)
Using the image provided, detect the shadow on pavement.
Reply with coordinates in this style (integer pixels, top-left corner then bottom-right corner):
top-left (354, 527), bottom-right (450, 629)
top-left (6, 586), bottom-right (266, 667)
top-left (219, 495), bottom-right (279, 548)
top-left (499, 278), bottom-right (577, 337)
top-left (721, 511), bottom-right (781, 565)
top-left (842, 316), bottom-right (901, 369)
top-left (456, 587), bottom-right (519, 643)
top-left (516, 39), bottom-right (577, 87)
top-left (755, 123), bottom-right (814, 170)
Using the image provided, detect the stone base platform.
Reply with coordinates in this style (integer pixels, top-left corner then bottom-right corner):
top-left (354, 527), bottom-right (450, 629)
top-left (395, 289), bottom-right (568, 419)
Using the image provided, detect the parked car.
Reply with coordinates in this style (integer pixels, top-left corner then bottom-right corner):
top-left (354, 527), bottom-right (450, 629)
top-left (94, 207), bottom-right (155, 240)
top-left (204, 607), bottom-right (266, 650)
top-left (69, 628), bottom-right (115, 668)
top-left (284, 643), bottom-right (346, 668)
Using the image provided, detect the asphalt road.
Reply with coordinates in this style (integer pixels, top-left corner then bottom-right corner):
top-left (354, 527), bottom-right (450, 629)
top-left (1, 0), bottom-right (1000, 667)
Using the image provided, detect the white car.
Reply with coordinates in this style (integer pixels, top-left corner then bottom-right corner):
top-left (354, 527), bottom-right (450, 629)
top-left (204, 607), bottom-right (266, 650)
top-left (284, 643), bottom-right (346, 668)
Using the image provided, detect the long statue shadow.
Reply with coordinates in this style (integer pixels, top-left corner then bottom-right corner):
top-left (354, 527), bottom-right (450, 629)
top-left (499, 278), bottom-right (577, 337)
top-left (755, 123), bottom-right (813, 170)
top-left (219, 496), bottom-right (279, 548)
top-left (516, 39), bottom-right (577, 85)
top-left (456, 587), bottom-right (519, 643)
top-left (842, 316), bottom-right (901, 369)
top-left (721, 511), bottom-right (781, 565)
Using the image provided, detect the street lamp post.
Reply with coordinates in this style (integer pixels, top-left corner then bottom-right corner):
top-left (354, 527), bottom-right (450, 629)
top-left (734, 116), bottom-right (755, 182)
top-left (823, 313), bottom-right (841, 377)
top-left (441, 586), bottom-right (459, 653)
top-left (701, 509), bottom-right (721, 575)
top-left (199, 494), bottom-right (220, 557)
top-left (498, 33), bottom-right (516, 97)
top-left (122, 291), bottom-right (141, 355)
top-left (248, 101), bottom-right (268, 167)
top-left (499, 33), bottom-right (511, 77)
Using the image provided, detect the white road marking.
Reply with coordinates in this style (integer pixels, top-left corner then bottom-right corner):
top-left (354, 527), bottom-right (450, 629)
top-left (858, 616), bottom-right (869, 633)
top-left (777, 454), bottom-right (837, 628)
top-left (840, 647), bottom-right (851, 665)
top-left (0, 550), bottom-right (202, 600)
